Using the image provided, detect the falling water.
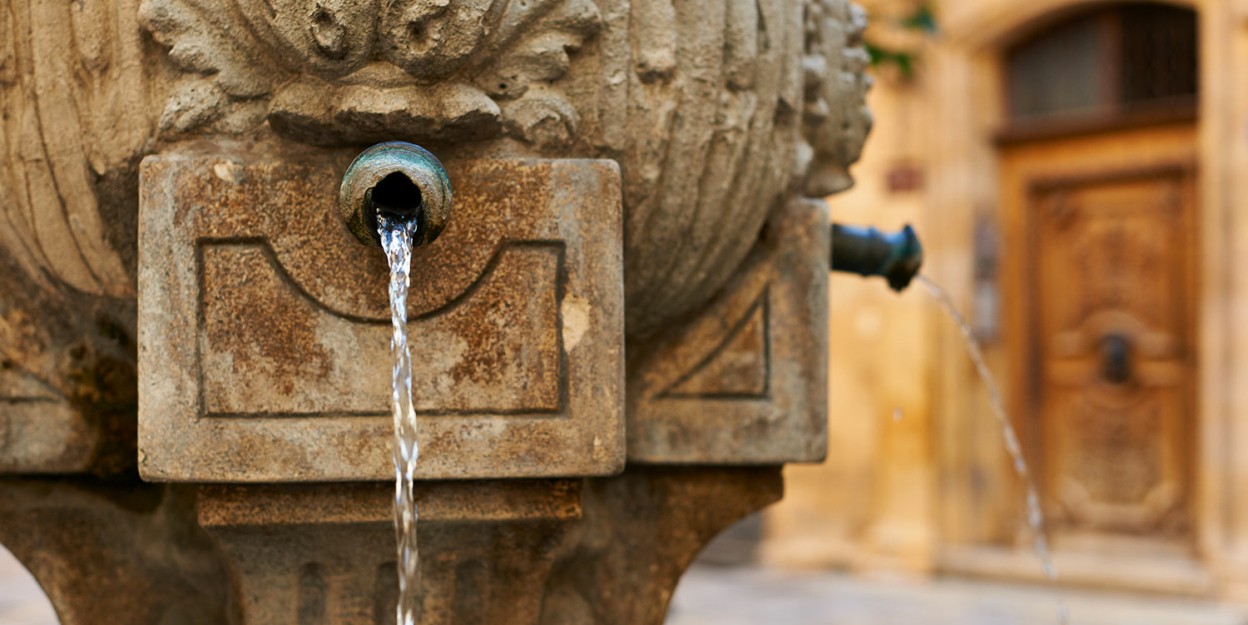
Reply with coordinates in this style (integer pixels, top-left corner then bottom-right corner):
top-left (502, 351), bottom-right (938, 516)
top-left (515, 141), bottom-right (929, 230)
top-left (917, 276), bottom-right (1069, 624)
top-left (381, 215), bottom-right (421, 625)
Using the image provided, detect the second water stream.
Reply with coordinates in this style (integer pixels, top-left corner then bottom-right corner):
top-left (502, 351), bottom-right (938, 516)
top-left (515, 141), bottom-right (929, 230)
top-left (918, 276), bottom-right (1070, 624)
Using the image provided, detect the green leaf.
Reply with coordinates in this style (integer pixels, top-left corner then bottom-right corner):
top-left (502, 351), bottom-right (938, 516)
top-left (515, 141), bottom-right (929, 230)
top-left (900, 5), bottom-right (937, 33)
top-left (864, 41), bottom-right (917, 79)
top-left (865, 42), bottom-right (889, 65)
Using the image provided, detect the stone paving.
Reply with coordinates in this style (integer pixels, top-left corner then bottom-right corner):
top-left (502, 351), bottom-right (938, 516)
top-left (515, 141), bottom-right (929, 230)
top-left (667, 565), bottom-right (1248, 625)
top-left (5, 545), bottom-right (1247, 625)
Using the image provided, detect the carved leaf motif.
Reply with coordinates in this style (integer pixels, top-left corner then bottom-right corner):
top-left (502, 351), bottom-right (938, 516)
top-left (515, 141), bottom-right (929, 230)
top-left (140, 0), bottom-right (288, 133)
top-left (502, 86), bottom-right (580, 149)
top-left (379, 0), bottom-right (500, 79)
top-left (474, 0), bottom-right (602, 100)
top-left (157, 79), bottom-right (229, 134)
top-left (483, 0), bottom-right (600, 148)
top-left (141, 0), bottom-right (601, 143)
top-left (231, 0), bottom-right (380, 76)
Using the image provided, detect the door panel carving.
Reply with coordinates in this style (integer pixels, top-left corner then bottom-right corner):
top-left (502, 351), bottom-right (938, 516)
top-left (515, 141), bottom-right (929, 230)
top-left (1028, 165), bottom-right (1195, 539)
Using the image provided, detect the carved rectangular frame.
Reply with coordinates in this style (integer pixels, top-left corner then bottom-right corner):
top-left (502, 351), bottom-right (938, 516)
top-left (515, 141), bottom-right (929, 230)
top-left (138, 152), bottom-right (624, 482)
top-left (626, 198), bottom-right (829, 464)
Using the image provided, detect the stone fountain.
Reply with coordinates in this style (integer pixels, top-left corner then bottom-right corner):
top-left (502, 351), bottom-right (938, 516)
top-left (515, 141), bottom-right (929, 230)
top-left (0, 0), bottom-right (894, 621)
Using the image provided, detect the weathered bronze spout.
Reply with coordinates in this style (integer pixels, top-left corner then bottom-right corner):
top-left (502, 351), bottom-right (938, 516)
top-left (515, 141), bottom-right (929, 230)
top-left (340, 142), bottom-right (453, 247)
top-left (830, 223), bottom-right (923, 291)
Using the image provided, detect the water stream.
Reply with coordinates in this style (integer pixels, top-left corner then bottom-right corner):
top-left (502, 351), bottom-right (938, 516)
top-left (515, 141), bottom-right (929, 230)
top-left (381, 215), bottom-right (421, 625)
top-left (917, 276), bottom-right (1069, 624)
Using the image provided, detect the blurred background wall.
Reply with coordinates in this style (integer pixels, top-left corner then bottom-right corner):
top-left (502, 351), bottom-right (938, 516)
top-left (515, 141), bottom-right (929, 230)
top-left (761, 0), bottom-right (1248, 601)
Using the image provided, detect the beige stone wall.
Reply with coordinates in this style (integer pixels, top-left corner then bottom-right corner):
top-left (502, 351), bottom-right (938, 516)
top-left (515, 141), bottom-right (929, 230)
top-left (766, 0), bottom-right (1248, 599)
top-left (764, 51), bottom-right (937, 573)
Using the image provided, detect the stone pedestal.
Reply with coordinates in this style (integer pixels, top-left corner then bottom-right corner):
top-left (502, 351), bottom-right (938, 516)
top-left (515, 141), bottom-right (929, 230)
top-left (0, 480), bottom-right (228, 625)
top-left (541, 466), bottom-right (783, 625)
top-left (199, 482), bottom-right (579, 625)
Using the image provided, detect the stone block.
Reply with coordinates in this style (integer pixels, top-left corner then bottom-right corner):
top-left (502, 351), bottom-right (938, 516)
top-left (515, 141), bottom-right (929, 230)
top-left (626, 198), bottom-right (829, 464)
top-left (138, 151), bottom-right (624, 482)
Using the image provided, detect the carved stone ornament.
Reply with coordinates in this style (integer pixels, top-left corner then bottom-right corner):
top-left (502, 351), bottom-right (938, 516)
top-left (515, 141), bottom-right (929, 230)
top-left (135, 0), bottom-right (871, 335)
top-left (0, 0), bottom-right (870, 483)
top-left (137, 0), bottom-right (603, 144)
top-left (0, 0), bottom-right (868, 348)
top-left (0, 0), bottom-right (871, 619)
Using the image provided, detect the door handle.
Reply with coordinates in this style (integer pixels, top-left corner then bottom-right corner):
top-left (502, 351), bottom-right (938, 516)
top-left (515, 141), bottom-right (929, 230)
top-left (1100, 333), bottom-right (1132, 384)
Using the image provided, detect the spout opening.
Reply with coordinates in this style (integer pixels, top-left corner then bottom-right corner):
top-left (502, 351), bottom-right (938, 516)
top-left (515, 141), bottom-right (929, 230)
top-left (339, 142), bottom-right (452, 248)
top-left (830, 222), bottom-right (924, 292)
top-left (362, 172), bottom-right (427, 245)
top-left (371, 172), bottom-right (424, 219)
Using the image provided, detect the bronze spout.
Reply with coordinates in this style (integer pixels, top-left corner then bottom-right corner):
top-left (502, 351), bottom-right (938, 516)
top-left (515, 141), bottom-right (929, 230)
top-left (339, 142), bottom-right (453, 247)
top-left (830, 223), bottom-right (923, 292)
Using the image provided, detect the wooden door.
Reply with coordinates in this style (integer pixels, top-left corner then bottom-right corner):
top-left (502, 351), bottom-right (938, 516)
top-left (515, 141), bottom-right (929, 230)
top-left (1001, 123), bottom-right (1198, 555)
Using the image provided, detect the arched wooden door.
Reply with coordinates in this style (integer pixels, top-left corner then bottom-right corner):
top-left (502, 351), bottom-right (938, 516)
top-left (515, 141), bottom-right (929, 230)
top-left (999, 2), bottom-right (1200, 570)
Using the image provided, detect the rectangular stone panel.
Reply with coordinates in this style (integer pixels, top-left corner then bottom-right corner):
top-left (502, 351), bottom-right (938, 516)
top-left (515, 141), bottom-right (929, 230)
top-left (626, 198), bottom-right (829, 464)
top-left (138, 151), bottom-right (624, 482)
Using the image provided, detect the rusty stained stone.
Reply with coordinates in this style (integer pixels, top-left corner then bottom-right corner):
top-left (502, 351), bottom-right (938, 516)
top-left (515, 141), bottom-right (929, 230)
top-left (625, 198), bottom-right (830, 464)
top-left (138, 149), bottom-right (625, 482)
top-left (199, 244), bottom-right (560, 414)
top-left (201, 246), bottom-right (333, 396)
top-left (0, 255), bottom-right (140, 476)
